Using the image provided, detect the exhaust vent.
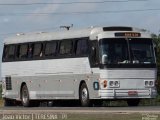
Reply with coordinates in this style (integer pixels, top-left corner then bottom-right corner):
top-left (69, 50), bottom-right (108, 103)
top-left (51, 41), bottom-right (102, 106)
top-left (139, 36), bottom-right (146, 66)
top-left (5, 77), bottom-right (12, 90)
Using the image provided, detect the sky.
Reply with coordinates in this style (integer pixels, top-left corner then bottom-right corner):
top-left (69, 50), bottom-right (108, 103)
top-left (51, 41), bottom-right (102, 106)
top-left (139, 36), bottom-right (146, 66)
top-left (0, 0), bottom-right (160, 78)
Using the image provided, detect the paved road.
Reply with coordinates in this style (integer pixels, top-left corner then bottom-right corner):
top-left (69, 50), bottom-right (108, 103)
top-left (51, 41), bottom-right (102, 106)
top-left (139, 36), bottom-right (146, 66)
top-left (1, 106), bottom-right (160, 114)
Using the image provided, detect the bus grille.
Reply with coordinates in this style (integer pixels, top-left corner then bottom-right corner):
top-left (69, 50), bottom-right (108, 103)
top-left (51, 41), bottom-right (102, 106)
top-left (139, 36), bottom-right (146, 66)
top-left (5, 77), bottom-right (12, 90)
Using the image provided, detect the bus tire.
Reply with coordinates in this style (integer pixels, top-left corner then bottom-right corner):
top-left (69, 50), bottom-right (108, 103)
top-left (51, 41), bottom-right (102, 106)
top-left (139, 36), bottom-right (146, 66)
top-left (79, 83), bottom-right (90, 107)
top-left (21, 84), bottom-right (31, 107)
top-left (127, 99), bottom-right (140, 106)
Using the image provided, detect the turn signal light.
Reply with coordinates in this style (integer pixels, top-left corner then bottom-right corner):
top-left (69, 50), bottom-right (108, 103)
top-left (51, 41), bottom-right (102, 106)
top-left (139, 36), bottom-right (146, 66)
top-left (104, 80), bottom-right (107, 88)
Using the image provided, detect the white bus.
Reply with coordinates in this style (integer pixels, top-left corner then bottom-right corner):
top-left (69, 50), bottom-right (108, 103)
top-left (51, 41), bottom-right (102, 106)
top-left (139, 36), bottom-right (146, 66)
top-left (1, 26), bottom-right (157, 107)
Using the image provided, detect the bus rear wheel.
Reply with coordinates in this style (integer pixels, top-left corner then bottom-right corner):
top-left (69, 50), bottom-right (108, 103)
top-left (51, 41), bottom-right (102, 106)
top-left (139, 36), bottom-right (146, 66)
top-left (21, 84), bottom-right (31, 107)
top-left (79, 83), bottom-right (90, 107)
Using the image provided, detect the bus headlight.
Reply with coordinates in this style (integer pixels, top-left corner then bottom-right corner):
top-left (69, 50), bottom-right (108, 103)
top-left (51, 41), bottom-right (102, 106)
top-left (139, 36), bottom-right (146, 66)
top-left (115, 81), bottom-right (119, 86)
top-left (145, 80), bottom-right (154, 87)
top-left (149, 81), bottom-right (153, 86)
top-left (109, 81), bottom-right (114, 87)
top-left (109, 81), bottom-right (120, 88)
top-left (145, 81), bottom-right (149, 86)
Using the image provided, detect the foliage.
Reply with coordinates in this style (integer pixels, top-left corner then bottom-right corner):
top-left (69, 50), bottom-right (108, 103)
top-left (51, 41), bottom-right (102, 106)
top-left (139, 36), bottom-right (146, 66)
top-left (152, 34), bottom-right (160, 65)
top-left (152, 34), bottom-right (160, 94)
top-left (0, 84), bottom-right (2, 99)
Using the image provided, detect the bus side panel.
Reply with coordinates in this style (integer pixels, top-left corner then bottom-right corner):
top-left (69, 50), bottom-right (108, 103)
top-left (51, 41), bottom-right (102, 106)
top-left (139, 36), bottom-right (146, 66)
top-left (2, 57), bottom-right (100, 100)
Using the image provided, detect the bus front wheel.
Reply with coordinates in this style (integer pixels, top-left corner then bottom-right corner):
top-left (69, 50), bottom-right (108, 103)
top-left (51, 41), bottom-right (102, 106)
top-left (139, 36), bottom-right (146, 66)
top-left (79, 83), bottom-right (90, 107)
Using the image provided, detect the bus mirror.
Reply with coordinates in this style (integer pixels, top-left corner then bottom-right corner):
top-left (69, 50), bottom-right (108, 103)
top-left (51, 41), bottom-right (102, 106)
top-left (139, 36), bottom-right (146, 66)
top-left (102, 54), bottom-right (108, 64)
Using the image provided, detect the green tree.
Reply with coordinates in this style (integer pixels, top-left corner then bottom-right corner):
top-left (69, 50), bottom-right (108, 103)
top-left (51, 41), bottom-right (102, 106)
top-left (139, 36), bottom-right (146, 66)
top-left (152, 34), bottom-right (160, 66)
top-left (152, 34), bottom-right (160, 94)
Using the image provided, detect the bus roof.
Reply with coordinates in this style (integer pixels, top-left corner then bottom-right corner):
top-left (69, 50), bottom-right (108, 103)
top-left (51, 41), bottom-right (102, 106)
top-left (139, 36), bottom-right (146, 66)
top-left (3, 26), bottom-right (151, 44)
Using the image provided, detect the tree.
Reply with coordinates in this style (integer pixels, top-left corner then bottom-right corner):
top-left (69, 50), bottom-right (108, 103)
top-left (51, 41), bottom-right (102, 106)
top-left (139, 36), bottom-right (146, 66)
top-left (152, 34), bottom-right (160, 65)
top-left (152, 34), bottom-right (160, 94)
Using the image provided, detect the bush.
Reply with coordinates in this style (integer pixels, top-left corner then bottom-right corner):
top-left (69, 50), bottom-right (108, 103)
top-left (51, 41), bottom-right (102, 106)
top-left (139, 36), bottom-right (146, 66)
top-left (0, 84), bottom-right (2, 99)
top-left (157, 78), bottom-right (160, 95)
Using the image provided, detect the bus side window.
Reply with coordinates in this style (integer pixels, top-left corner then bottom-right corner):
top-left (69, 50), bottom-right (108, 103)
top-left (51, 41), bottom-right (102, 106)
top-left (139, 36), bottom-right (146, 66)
top-left (19, 44), bottom-right (28, 59)
top-left (33, 43), bottom-right (43, 57)
top-left (45, 41), bottom-right (57, 56)
top-left (90, 40), bottom-right (99, 67)
top-left (76, 38), bottom-right (88, 56)
top-left (2, 45), bottom-right (9, 61)
top-left (59, 40), bottom-right (73, 55)
top-left (3, 45), bottom-right (16, 61)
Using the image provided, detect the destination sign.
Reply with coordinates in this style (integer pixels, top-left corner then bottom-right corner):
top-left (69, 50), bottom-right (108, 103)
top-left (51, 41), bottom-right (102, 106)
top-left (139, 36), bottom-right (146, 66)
top-left (115, 32), bottom-right (141, 37)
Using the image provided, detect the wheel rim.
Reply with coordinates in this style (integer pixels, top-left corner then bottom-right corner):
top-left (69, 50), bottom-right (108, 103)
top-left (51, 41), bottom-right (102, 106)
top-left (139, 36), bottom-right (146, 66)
top-left (81, 88), bottom-right (88, 102)
top-left (22, 87), bottom-right (28, 104)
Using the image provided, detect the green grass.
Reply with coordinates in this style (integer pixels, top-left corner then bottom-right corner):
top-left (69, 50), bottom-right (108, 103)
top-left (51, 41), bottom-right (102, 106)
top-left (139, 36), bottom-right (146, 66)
top-left (62, 114), bottom-right (142, 120)
top-left (65, 113), bottom-right (160, 120)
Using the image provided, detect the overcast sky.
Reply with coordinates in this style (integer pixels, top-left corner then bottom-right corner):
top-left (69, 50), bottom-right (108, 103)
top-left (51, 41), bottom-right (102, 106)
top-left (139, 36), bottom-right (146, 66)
top-left (0, 0), bottom-right (160, 74)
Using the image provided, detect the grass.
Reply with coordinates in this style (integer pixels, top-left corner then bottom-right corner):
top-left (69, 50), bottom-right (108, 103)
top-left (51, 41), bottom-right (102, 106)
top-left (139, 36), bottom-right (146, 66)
top-left (66, 113), bottom-right (142, 120)
top-left (66, 113), bottom-right (160, 120)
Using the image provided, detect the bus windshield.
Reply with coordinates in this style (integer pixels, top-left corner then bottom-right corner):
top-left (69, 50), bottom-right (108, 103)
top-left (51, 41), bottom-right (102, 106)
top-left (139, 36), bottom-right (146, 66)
top-left (99, 38), bottom-right (155, 65)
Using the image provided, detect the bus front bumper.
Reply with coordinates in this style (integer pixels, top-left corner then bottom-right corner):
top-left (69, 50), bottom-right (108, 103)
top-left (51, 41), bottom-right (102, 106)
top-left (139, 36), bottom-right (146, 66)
top-left (98, 88), bottom-right (157, 99)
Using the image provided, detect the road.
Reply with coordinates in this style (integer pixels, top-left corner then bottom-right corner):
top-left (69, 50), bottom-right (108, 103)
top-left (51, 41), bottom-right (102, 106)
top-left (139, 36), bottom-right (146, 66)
top-left (1, 106), bottom-right (160, 114)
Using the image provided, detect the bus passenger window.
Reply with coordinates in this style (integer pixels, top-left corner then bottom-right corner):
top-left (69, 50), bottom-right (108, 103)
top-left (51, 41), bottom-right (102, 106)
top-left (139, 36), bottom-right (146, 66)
top-left (33, 43), bottom-right (43, 57)
top-left (60, 40), bottom-right (72, 55)
top-left (45, 41), bottom-right (57, 56)
top-left (3, 45), bottom-right (16, 60)
top-left (76, 39), bottom-right (88, 56)
top-left (19, 44), bottom-right (28, 59)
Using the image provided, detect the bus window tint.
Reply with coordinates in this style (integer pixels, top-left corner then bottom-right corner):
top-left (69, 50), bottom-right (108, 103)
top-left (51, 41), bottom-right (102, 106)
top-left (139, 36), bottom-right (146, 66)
top-left (60, 40), bottom-right (72, 55)
top-left (4, 45), bottom-right (16, 59)
top-left (45, 41), bottom-right (57, 56)
top-left (33, 43), bottom-right (43, 57)
top-left (90, 40), bottom-right (99, 66)
top-left (76, 39), bottom-right (88, 55)
top-left (3, 46), bottom-right (9, 59)
top-left (19, 44), bottom-right (28, 58)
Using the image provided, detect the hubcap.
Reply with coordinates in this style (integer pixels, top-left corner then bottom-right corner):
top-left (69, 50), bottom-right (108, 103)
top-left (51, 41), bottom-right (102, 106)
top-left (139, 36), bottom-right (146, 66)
top-left (22, 88), bottom-right (28, 104)
top-left (82, 88), bottom-right (88, 101)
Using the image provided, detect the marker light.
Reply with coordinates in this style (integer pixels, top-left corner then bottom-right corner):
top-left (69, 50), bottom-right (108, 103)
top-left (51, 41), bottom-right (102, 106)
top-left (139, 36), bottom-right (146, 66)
top-left (145, 80), bottom-right (154, 87)
top-left (93, 82), bottom-right (99, 90)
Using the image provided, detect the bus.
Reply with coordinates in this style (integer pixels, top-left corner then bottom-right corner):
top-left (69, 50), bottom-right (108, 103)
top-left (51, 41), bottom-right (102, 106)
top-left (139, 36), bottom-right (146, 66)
top-left (1, 26), bottom-right (157, 107)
